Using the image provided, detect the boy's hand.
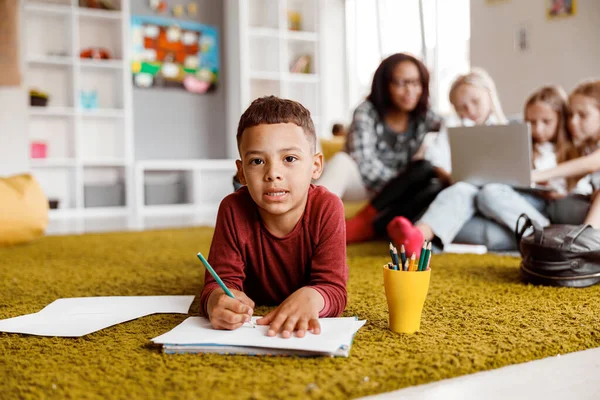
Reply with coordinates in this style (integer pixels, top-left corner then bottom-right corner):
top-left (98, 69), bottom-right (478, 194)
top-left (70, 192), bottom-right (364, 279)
top-left (256, 287), bottom-right (324, 339)
top-left (207, 288), bottom-right (255, 330)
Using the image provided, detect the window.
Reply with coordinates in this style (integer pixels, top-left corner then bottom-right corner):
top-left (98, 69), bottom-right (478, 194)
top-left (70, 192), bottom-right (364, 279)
top-left (345, 0), bottom-right (470, 116)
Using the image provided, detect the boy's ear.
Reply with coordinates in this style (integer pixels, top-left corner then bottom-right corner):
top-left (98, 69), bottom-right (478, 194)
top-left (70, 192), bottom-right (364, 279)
top-left (311, 152), bottom-right (324, 181)
top-left (235, 159), bottom-right (247, 185)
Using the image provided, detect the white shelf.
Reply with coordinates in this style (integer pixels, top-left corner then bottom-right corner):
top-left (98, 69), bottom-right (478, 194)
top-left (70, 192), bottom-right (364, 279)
top-left (248, 27), bottom-right (280, 38)
top-left (285, 31), bottom-right (318, 42)
top-left (82, 207), bottom-right (129, 218)
top-left (249, 71), bottom-right (281, 81)
top-left (27, 55), bottom-right (73, 66)
top-left (136, 159), bottom-right (236, 171)
top-left (83, 159), bottom-right (127, 167)
top-left (78, 59), bottom-right (124, 70)
top-left (24, 0), bottom-right (133, 234)
top-left (79, 109), bottom-right (125, 118)
top-left (140, 204), bottom-right (198, 217)
top-left (226, 0), bottom-right (326, 156)
top-left (286, 73), bottom-right (319, 83)
top-left (28, 107), bottom-right (75, 117)
top-left (24, 2), bottom-right (72, 16)
top-left (50, 207), bottom-right (129, 220)
top-left (76, 7), bottom-right (122, 20)
top-left (49, 209), bottom-right (79, 220)
top-left (30, 158), bottom-right (77, 168)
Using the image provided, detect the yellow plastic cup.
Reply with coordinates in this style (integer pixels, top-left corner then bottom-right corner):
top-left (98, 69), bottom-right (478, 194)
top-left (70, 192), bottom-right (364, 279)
top-left (383, 265), bottom-right (431, 334)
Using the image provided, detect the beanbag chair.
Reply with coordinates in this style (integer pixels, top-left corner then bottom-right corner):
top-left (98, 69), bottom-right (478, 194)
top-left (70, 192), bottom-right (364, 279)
top-left (0, 174), bottom-right (49, 246)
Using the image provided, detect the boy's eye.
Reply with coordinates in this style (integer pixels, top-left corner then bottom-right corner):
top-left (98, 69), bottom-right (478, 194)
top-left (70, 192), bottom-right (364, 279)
top-left (284, 156), bottom-right (297, 163)
top-left (250, 159), bottom-right (264, 165)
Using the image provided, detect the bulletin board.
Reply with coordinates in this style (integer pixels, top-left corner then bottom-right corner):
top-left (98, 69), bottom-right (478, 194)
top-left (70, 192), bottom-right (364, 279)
top-left (131, 15), bottom-right (219, 94)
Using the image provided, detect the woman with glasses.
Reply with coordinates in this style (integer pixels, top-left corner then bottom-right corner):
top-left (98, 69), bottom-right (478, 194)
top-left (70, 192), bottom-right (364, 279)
top-left (318, 53), bottom-right (442, 201)
top-left (344, 67), bottom-right (513, 248)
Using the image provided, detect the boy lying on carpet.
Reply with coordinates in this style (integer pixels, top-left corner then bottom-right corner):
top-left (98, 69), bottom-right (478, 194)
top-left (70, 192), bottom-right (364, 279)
top-left (199, 96), bottom-right (348, 339)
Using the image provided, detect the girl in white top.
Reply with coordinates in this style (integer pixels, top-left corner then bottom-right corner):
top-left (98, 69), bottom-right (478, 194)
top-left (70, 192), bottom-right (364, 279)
top-left (533, 80), bottom-right (600, 228)
top-left (422, 68), bottom-right (507, 179)
top-left (387, 78), bottom-right (569, 256)
top-left (344, 68), bottom-right (503, 244)
top-left (472, 85), bottom-right (572, 234)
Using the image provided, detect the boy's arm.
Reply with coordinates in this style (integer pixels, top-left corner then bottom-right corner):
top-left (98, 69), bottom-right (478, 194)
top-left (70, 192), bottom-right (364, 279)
top-left (346, 106), bottom-right (396, 192)
top-left (308, 194), bottom-right (348, 317)
top-left (199, 198), bottom-right (247, 317)
top-left (533, 148), bottom-right (600, 183)
top-left (255, 193), bottom-right (347, 337)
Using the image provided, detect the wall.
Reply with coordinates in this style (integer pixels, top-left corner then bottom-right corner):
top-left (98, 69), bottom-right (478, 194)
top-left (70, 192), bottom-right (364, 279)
top-left (131, 0), bottom-right (226, 160)
top-left (470, 0), bottom-right (600, 116)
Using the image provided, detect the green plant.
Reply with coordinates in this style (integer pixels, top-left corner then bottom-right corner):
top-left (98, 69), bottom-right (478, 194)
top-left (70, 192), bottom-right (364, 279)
top-left (29, 89), bottom-right (49, 99)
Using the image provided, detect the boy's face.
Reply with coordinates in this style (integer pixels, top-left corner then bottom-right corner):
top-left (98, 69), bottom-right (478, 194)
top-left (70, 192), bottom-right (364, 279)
top-left (236, 123), bottom-right (323, 221)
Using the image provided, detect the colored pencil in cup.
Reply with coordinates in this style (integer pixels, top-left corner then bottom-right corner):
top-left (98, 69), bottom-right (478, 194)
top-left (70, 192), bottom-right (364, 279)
top-left (417, 241), bottom-right (427, 271)
top-left (408, 253), bottom-right (416, 271)
top-left (424, 242), bottom-right (432, 270)
top-left (392, 245), bottom-right (400, 268)
top-left (197, 252), bottom-right (255, 328)
top-left (389, 243), bottom-right (399, 268)
top-left (400, 244), bottom-right (407, 267)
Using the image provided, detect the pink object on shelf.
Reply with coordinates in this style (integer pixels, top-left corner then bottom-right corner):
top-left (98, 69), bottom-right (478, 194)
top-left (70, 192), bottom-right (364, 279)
top-left (30, 142), bottom-right (47, 159)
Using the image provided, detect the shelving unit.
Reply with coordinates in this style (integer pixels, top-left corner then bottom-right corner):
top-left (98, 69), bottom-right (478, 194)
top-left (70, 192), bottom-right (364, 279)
top-left (21, 0), bottom-right (133, 233)
top-left (134, 160), bottom-right (237, 230)
top-left (225, 0), bottom-right (324, 158)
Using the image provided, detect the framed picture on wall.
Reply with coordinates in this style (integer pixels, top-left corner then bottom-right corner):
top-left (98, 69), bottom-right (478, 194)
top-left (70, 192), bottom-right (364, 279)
top-left (130, 16), bottom-right (219, 94)
top-left (547, 0), bottom-right (576, 19)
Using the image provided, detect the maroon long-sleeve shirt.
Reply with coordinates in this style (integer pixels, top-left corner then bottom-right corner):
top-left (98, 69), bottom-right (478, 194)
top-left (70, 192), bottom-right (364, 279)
top-left (200, 184), bottom-right (348, 318)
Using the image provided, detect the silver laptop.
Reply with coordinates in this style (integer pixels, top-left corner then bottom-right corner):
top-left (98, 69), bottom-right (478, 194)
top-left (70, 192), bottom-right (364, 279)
top-left (447, 123), bottom-right (545, 189)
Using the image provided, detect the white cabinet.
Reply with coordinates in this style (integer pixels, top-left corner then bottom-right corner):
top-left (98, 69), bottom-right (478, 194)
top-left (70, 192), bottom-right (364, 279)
top-left (21, 0), bottom-right (133, 232)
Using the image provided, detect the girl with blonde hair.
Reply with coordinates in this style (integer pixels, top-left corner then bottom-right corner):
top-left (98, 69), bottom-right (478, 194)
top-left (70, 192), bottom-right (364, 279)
top-left (346, 68), bottom-right (511, 246)
top-left (534, 80), bottom-right (600, 228)
top-left (448, 68), bottom-right (507, 125)
top-left (386, 82), bottom-right (571, 255)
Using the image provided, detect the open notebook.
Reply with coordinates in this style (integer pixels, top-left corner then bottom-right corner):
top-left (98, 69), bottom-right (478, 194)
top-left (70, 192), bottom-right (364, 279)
top-left (152, 316), bottom-right (366, 357)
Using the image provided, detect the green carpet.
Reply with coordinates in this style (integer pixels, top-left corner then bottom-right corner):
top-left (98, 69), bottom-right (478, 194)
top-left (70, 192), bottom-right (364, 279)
top-left (1, 228), bottom-right (600, 400)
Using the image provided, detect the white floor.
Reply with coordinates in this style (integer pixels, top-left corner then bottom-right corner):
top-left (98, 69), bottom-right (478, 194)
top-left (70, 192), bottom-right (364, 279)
top-left (363, 347), bottom-right (600, 400)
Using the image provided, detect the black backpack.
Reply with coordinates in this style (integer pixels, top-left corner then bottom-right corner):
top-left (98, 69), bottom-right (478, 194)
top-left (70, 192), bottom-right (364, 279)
top-left (515, 214), bottom-right (600, 287)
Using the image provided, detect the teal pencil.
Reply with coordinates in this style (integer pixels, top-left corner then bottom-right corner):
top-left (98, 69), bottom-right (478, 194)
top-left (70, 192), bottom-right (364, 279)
top-left (197, 252), bottom-right (235, 297)
top-left (197, 252), bottom-right (255, 328)
top-left (424, 242), bottom-right (432, 270)
top-left (417, 241), bottom-right (427, 271)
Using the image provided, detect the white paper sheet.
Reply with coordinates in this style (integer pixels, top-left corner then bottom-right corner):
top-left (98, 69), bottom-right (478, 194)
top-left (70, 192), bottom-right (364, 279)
top-left (0, 296), bottom-right (195, 337)
top-left (152, 316), bottom-right (366, 354)
top-left (443, 243), bottom-right (488, 254)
